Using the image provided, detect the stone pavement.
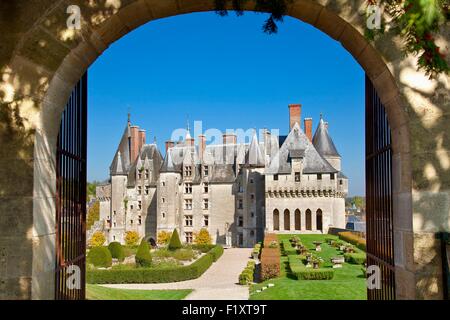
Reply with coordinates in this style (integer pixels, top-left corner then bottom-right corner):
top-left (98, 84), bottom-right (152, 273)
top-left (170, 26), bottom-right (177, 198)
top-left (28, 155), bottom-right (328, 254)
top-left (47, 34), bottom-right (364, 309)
top-left (102, 248), bottom-right (253, 300)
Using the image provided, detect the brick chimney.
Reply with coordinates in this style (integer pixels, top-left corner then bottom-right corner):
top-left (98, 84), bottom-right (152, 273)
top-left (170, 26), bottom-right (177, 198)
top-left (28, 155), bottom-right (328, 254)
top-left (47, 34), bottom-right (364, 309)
top-left (198, 134), bottom-right (206, 160)
top-left (165, 140), bottom-right (174, 152)
top-left (139, 129), bottom-right (146, 149)
top-left (130, 126), bottom-right (140, 162)
top-left (304, 118), bottom-right (312, 142)
top-left (288, 104), bottom-right (301, 130)
top-left (223, 133), bottom-right (237, 145)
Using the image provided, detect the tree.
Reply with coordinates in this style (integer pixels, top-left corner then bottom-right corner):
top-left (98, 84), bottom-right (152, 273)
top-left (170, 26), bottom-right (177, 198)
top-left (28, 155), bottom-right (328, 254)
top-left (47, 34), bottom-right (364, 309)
top-left (215, 0), bottom-right (449, 76)
top-left (194, 228), bottom-right (212, 245)
top-left (89, 231), bottom-right (106, 247)
top-left (124, 231), bottom-right (140, 246)
top-left (157, 230), bottom-right (172, 246)
top-left (135, 239), bottom-right (152, 267)
top-left (168, 228), bottom-right (182, 251)
top-left (86, 201), bottom-right (100, 230)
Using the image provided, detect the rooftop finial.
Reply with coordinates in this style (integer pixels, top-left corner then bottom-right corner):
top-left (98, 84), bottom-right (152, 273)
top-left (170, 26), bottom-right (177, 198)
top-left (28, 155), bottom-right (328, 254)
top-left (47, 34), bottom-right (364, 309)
top-left (127, 106), bottom-right (131, 123)
top-left (154, 136), bottom-right (157, 144)
top-left (320, 112), bottom-right (323, 121)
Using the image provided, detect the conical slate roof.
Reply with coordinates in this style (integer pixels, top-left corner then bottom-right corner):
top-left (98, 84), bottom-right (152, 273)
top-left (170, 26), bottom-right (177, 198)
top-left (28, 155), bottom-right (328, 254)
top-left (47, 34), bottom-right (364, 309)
top-left (313, 118), bottom-right (340, 157)
top-left (246, 131), bottom-right (265, 167)
top-left (266, 122), bottom-right (337, 174)
top-left (160, 149), bottom-right (181, 173)
top-left (111, 151), bottom-right (126, 175)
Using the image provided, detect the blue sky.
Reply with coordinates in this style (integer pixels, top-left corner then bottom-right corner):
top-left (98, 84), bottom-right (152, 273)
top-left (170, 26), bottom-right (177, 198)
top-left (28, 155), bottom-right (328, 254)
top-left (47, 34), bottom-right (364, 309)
top-left (88, 12), bottom-right (365, 196)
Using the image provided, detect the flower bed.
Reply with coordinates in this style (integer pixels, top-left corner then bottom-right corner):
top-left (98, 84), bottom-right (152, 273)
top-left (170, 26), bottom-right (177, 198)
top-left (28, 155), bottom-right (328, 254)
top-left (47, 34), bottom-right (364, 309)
top-left (87, 245), bottom-right (223, 284)
top-left (288, 255), bottom-right (334, 280)
top-left (260, 233), bottom-right (281, 280)
top-left (281, 239), bottom-right (297, 256)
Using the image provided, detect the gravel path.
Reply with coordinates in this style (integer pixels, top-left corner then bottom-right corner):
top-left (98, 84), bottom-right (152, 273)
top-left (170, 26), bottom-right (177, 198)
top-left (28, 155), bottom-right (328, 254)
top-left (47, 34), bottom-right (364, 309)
top-left (102, 248), bottom-right (253, 300)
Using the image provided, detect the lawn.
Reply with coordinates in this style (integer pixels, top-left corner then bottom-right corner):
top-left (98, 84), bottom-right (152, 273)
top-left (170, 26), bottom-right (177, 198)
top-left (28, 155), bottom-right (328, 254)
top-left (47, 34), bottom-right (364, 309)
top-left (250, 234), bottom-right (367, 300)
top-left (86, 284), bottom-right (192, 300)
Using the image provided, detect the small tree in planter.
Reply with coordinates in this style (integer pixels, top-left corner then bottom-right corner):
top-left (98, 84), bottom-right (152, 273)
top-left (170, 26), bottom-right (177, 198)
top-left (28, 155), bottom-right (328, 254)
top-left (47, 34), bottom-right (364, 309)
top-left (168, 228), bottom-right (182, 251)
top-left (135, 239), bottom-right (152, 267)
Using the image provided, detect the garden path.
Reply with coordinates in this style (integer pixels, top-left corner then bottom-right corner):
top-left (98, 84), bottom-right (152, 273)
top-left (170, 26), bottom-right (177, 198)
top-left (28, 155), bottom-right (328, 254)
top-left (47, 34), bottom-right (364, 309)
top-left (102, 248), bottom-right (253, 300)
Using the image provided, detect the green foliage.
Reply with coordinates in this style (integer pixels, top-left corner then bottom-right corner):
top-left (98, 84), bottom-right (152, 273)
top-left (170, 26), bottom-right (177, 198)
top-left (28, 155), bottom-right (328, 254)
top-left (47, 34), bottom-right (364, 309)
top-left (87, 246), bottom-right (112, 268)
top-left (239, 260), bottom-right (257, 285)
top-left (153, 248), bottom-right (197, 261)
top-left (191, 244), bottom-right (216, 253)
top-left (124, 231), bottom-right (140, 246)
top-left (288, 255), bottom-right (334, 280)
top-left (87, 246), bottom-right (223, 284)
top-left (344, 252), bottom-right (367, 265)
top-left (168, 229), bottom-right (182, 251)
top-left (135, 239), bottom-right (152, 267)
top-left (87, 181), bottom-right (98, 201)
top-left (157, 231), bottom-right (172, 245)
top-left (282, 239), bottom-right (297, 255)
top-left (87, 201), bottom-right (100, 230)
top-left (108, 242), bottom-right (125, 262)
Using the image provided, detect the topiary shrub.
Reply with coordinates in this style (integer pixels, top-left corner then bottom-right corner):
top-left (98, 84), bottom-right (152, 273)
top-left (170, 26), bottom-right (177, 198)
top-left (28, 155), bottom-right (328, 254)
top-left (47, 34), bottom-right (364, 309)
top-left (344, 252), bottom-right (366, 265)
top-left (135, 239), bottom-right (152, 267)
top-left (124, 231), bottom-right (140, 246)
top-left (108, 242), bottom-right (125, 262)
top-left (168, 228), bottom-right (182, 251)
top-left (87, 246), bottom-right (112, 268)
top-left (89, 231), bottom-right (106, 247)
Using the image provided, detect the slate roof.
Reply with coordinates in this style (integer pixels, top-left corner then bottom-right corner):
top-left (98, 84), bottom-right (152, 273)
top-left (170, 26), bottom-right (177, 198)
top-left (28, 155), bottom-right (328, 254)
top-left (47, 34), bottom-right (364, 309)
top-left (313, 118), bottom-right (341, 157)
top-left (266, 122), bottom-right (337, 174)
top-left (110, 124), bottom-right (132, 175)
top-left (127, 144), bottom-right (163, 186)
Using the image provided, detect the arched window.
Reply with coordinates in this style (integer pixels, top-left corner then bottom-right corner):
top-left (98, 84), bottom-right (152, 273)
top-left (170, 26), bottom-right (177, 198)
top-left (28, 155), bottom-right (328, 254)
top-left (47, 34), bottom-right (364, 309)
top-left (273, 209), bottom-right (279, 231)
top-left (284, 209), bottom-right (290, 230)
top-left (306, 209), bottom-right (312, 231)
top-left (295, 209), bottom-right (301, 230)
top-left (316, 209), bottom-right (323, 232)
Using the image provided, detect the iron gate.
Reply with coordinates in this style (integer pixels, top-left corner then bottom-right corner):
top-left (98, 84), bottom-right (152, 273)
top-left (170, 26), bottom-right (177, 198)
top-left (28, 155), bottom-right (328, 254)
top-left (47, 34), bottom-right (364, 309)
top-left (365, 75), bottom-right (396, 300)
top-left (55, 73), bottom-right (87, 300)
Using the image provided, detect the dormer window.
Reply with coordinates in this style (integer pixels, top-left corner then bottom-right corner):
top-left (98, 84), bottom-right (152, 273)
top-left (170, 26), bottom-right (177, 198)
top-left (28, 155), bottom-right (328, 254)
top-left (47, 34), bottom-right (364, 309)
top-left (184, 166), bottom-right (192, 177)
top-left (185, 183), bottom-right (192, 194)
top-left (137, 186), bottom-right (142, 195)
top-left (331, 173), bottom-right (335, 180)
top-left (274, 174), bottom-right (279, 181)
top-left (317, 174), bottom-right (322, 180)
top-left (295, 172), bottom-right (301, 182)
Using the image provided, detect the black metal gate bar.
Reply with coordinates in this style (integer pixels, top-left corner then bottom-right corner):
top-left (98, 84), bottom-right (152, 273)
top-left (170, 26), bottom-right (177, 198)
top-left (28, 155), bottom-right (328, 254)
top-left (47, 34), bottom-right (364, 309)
top-left (55, 73), bottom-right (87, 300)
top-left (365, 74), bottom-right (396, 300)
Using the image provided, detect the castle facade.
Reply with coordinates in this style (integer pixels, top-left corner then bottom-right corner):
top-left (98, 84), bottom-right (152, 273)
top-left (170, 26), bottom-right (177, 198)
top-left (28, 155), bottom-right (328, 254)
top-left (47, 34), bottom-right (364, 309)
top-left (96, 104), bottom-right (348, 247)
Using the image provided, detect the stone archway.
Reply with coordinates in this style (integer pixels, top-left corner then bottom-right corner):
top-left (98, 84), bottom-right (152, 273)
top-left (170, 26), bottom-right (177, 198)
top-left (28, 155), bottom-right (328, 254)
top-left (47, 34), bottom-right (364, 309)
top-left (0, 0), bottom-right (448, 300)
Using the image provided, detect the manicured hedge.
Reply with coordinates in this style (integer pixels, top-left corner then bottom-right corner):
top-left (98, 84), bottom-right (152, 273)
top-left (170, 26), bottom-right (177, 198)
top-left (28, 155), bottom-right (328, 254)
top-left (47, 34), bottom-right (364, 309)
top-left (108, 242), bottom-right (125, 262)
top-left (87, 245), bottom-right (223, 284)
top-left (87, 247), bottom-right (112, 268)
top-left (282, 239), bottom-right (297, 255)
top-left (338, 231), bottom-right (366, 251)
top-left (239, 261), bottom-right (256, 285)
top-left (344, 252), bottom-right (366, 265)
top-left (288, 255), bottom-right (334, 280)
top-left (135, 239), bottom-right (152, 267)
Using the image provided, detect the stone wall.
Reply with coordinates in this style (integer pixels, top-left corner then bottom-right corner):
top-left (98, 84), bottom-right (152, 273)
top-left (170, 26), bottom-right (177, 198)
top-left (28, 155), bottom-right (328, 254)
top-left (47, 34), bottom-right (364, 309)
top-left (0, 0), bottom-right (448, 299)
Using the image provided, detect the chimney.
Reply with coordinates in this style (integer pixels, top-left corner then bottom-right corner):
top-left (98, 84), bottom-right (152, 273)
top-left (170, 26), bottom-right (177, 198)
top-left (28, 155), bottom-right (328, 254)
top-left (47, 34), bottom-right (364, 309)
top-left (130, 126), bottom-right (140, 162)
top-left (198, 135), bottom-right (206, 160)
top-left (186, 137), bottom-right (195, 147)
top-left (223, 133), bottom-right (237, 145)
top-left (288, 104), bottom-right (301, 130)
top-left (139, 129), bottom-right (146, 149)
top-left (304, 118), bottom-right (312, 142)
top-left (165, 140), bottom-right (174, 153)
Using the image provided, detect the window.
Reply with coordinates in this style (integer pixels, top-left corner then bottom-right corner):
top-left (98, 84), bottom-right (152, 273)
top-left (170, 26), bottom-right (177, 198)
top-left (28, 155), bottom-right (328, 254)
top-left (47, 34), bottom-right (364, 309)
top-left (331, 173), bottom-right (335, 180)
top-left (113, 235), bottom-right (116, 241)
top-left (184, 199), bottom-right (192, 210)
top-left (203, 166), bottom-right (209, 177)
top-left (203, 183), bottom-right (209, 193)
top-left (317, 173), bottom-right (322, 180)
top-left (130, 205), bottom-right (133, 210)
top-left (203, 215), bottom-right (209, 227)
top-left (138, 215), bottom-right (142, 225)
top-left (113, 211), bottom-right (116, 216)
top-left (250, 194), bottom-right (255, 200)
top-left (185, 232), bottom-right (193, 243)
top-left (162, 197), bottom-right (165, 203)
top-left (138, 201), bottom-right (142, 210)
top-left (238, 184), bottom-right (244, 193)
top-left (238, 216), bottom-right (244, 227)
top-left (274, 174), bottom-right (279, 181)
top-left (185, 183), bottom-right (192, 194)
top-left (203, 198), bottom-right (209, 210)
top-left (138, 172), bottom-right (142, 179)
top-left (113, 222), bottom-right (117, 227)
top-left (162, 212), bottom-right (166, 219)
top-left (130, 220), bottom-right (133, 225)
top-left (340, 180), bottom-right (343, 185)
top-left (251, 211), bottom-right (254, 218)
top-left (137, 186), bottom-right (142, 195)
top-left (145, 185), bottom-right (150, 195)
top-left (185, 215), bottom-right (193, 227)
top-left (250, 178), bottom-right (254, 184)
top-left (238, 199), bottom-right (243, 209)
top-left (295, 172), bottom-right (301, 182)
top-left (145, 169), bottom-right (149, 179)
top-left (250, 230), bottom-right (255, 237)
top-left (184, 166), bottom-right (192, 177)
top-left (162, 181), bottom-right (166, 187)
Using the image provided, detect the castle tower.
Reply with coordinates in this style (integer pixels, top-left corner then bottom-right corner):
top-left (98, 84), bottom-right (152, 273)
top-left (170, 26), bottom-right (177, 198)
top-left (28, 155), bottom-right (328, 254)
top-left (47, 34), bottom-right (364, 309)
top-left (312, 116), bottom-right (342, 171)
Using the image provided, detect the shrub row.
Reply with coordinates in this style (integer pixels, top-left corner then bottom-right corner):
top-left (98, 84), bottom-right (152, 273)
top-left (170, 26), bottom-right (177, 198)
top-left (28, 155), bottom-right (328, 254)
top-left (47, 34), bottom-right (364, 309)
top-left (252, 243), bottom-right (261, 258)
top-left (260, 234), bottom-right (281, 280)
top-left (343, 252), bottom-right (366, 265)
top-left (87, 245), bottom-right (223, 284)
top-left (239, 260), bottom-right (256, 285)
top-left (288, 255), bottom-right (334, 280)
top-left (282, 239), bottom-right (297, 256)
top-left (338, 231), bottom-right (366, 251)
